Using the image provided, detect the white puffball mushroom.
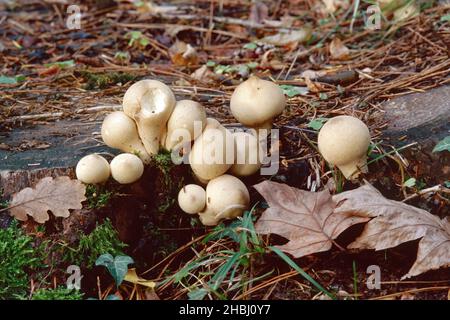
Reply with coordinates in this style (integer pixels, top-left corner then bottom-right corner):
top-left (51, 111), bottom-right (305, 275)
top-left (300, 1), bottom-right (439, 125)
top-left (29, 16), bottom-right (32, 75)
top-left (318, 115), bottom-right (370, 179)
top-left (230, 76), bottom-right (286, 130)
top-left (189, 127), bottom-right (234, 182)
top-left (110, 153), bottom-right (144, 184)
top-left (198, 174), bottom-right (250, 226)
top-left (76, 154), bottom-right (110, 184)
top-left (203, 117), bottom-right (225, 131)
top-left (178, 184), bottom-right (206, 214)
top-left (198, 208), bottom-right (221, 226)
top-left (164, 100), bottom-right (207, 150)
top-left (101, 111), bottom-right (151, 164)
top-left (230, 131), bottom-right (263, 176)
top-left (122, 79), bottom-right (176, 155)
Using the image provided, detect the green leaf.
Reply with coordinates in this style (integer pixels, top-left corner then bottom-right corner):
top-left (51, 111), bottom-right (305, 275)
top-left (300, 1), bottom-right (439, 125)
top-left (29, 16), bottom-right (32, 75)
top-left (188, 288), bottom-right (208, 300)
top-left (247, 62), bottom-right (258, 69)
top-left (280, 85), bottom-right (309, 98)
top-left (105, 294), bottom-right (120, 300)
top-left (243, 42), bottom-right (257, 50)
top-left (95, 254), bottom-right (134, 287)
top-left (403, 177), bottom-right (416, 188)
top-left (319, 92), bottom-right (328, 100)
top-left (44, 60), bottom-right (75, 69)
top-left (432, 136), bottom-right (450, 153)
top-left (307, 118), bottom-right (328, 131)
top-left (206, 61), bottom-right (216, 67)
top-left (440, 14), bottom-right (450, 22)
top-left (0, 75), bottom-right (26, 84)
top-left (444, 181), bottom-right (450, 188)
top-left (139, 37), bottom-right (150, 47)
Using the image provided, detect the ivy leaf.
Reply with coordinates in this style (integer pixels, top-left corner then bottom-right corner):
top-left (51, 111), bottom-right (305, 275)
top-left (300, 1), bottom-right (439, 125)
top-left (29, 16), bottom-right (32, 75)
top-left (95, 254), bottom-right (134, 287)
top-left (432, 136), bottom-right (450, 153)
top-left (307, 118), bottom-right (328, 130)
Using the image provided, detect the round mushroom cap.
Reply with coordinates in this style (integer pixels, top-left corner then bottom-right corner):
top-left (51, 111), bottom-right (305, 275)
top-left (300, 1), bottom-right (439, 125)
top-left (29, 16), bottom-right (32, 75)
top-left (101, 111), bottom-right (140, 148)
top-left (318, 115), bottom-right (370, 166)
top-left (230, 76), bottom-right (286, 128)
top-left (165, 100), bottom-right (206, 150)
top-left (189, 128), bottom-right (234, 181)
top-left (110, 153), bottom-right (144, 184)
top-left (178, 184), bottom-right (206, 214)
top-left (230, 131), bottom-right (262, 176)
top-left (76, 154), bottom-right (110, 184)
top-left (205, 174), bottom-right (250, 220)
top-left (122, 79), bottom-right (176, 118)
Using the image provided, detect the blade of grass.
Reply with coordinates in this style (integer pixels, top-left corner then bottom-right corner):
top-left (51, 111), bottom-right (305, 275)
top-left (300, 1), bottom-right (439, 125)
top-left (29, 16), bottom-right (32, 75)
top-left (353, 260), bottom-right (358, 300)
top-left (270, 246), bottom-right (336, 300)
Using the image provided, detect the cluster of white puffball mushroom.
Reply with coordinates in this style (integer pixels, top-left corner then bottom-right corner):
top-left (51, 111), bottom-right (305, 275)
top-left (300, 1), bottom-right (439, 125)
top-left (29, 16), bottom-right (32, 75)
top-left (75, 75), bottom-right (371, 227)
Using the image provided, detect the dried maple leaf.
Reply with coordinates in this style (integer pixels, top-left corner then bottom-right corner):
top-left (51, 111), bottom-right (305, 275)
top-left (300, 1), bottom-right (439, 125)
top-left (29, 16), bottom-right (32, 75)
top-left (254, 180), bottom-right (370, 258)
top-left (343, 184), bottom-right (450, 279)
top-left (9, 176), bottom-right (86, 223)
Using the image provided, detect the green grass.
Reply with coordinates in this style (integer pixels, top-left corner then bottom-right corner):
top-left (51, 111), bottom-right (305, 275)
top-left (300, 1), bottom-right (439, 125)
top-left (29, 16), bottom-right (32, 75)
top-left (167, 207), bottom-right (334, 300)
top-left (0, 221), bottom-right (47, 299)
top-left (61, 219), bottom-right (127, 268)
top-left (31, 287), bottom-right (83, 300)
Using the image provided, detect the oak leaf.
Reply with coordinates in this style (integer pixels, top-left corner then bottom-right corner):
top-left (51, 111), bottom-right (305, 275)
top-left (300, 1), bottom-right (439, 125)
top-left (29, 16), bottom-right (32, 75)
top-left (9, 176), bottom-right (86, 223)
top-left (254, 180), bottom-right (371, 258)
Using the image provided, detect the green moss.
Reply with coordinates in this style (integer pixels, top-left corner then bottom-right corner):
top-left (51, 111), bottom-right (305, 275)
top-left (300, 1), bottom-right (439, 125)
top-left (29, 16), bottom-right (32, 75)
top-left (80, 71), bottom-right (136, 90)
top-left (31, 287), bottom-right (83, 300)
top-left (61, 219), bottom-right (127, 268)
top-left (0, 221), bottom-right (47, 299)
top-left (85, 184), bottom-right (113, 209)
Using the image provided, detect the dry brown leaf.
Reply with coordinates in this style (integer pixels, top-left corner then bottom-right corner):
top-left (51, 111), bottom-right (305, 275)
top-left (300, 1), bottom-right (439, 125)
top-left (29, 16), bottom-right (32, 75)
top-left (341, 184), bottom-right (450, 279)
top-left (9, 176), bottom-right (86, 223)
top-left (329, 38), bottom-right (350, 60)
top-left (169, 41), bottom-right (198, 66)
top-left (260, 28), bottom-right (312, 46)
top-left (254, 180), bottom-right (370, 258)
top-left (191, 65), bottom-right (220, 84)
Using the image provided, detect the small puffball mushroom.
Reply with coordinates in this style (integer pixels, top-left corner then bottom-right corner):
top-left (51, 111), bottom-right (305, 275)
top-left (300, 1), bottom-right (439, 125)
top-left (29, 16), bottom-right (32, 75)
top-left (123, 79), bottom-right (176, 155)
top-left (164, 100), bottom-right (207, 150)
top-left (230, 131), bottom-right (263, 176)
top-left (198, 174), bottom-right (250, 226)
top-left (318, 115), bottom-right (370, 179)
top-left (110, 153), bottom-right (144, 184)
top-left (178, 184), bottom-right (206, 214)
top-left (189, 127), bottom-right (234, 181)
top-left (101, 111), bottom-right (151, 164)
top-left (230, 76), bottom-right (286, 130)
top-left (76, 154), bottom-right (110, 184)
